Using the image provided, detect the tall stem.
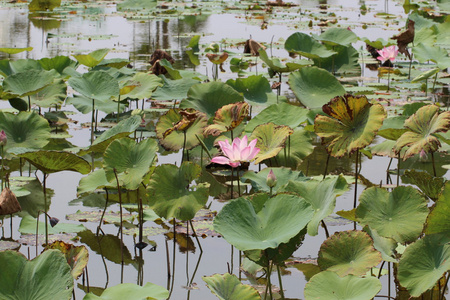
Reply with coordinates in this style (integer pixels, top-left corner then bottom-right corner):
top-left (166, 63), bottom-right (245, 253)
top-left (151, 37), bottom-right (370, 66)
top-left (237, 165), bottom-right (241, 197)
top-left (28, 95), bottom-right (31, 112)
top-left (112, 168), bottom-right (124, 283)
top-left (353, 151), bottom-right (359, 230)
top-left (91, 99), bottom-right (95, 145)
top-left (43, 173), bottom-right (48, 245)
top-left (1, 145), bottom-right (4, 190)
top-left (431, 151), bottom-right (437, 177)
top-left (117, 95), bottom-right (121, 123)
top-left (277, 264), bottom-right (285, 299)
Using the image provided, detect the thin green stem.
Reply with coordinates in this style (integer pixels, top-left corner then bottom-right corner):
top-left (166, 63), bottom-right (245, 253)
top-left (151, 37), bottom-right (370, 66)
top-left (431, 151), bottom-right (437, 177)
top-left (43, 173), bottom-right (48, 245)
top-left (112, 168), bottom-right (124, 283)
top-left (277, 264), bottom-right (285, 299)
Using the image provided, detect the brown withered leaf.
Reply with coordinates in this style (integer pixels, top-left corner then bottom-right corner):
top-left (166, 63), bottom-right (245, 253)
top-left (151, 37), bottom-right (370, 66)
top-left (392, 20), bottom-right (415, 60)
top-left (204, 102), bottom-right (249, 136)
top-left (149, 49), bottom-right (175, 75)
top-left (244, 39), bottom-right (267, 56)
top-left (163, 109), bottom-right (206, 138)
top-left (206, 52), bottom-right (229, 65)
top-left (0, 187), bottom-right (21, 215)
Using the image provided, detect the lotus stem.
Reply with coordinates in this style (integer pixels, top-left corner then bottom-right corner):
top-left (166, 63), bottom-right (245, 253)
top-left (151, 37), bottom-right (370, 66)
top-left (189, 219), bottom-right (203, 253)
top-left (431, 151), bottom-right (437, 177)
top-left (165, 238), bottom-right (171, 288)
top-left (168, 218), bottom-right (177, 299)
top-left (397, 152), bottom-right (400, 187)
top-left (353, 151), bottom-right (359, 230)
top-left (91, 99), bottom-right (95, 145)
top-left (186, 220), bottom-right (189, 285)
top-left (237, 166), bottom-right (241, 197)
top-left (230, 167), bottom-right (234, 199)
top-left (28, 95), bottom-right (31, 112)
top-left (277, 264), bottom-right (285, 299)
top-left (112, 168), bottom-right (124, 283)
top-left (1, 145), bottom-right (4, 190)
top-left (321, 220), bottom-right (330, 238)
top-left (138, 189), bottom-right (143, 245)
top-left (182, 130), bottom-right (187, 163)
top-left (378, 261), bottom-right (385, 278)
top-left (440, 272), bottom-right (449, 300)
top-left (43, 173), bottom-right (48, 245)
top-left (117, 95), bottom-right (121, 123)
top-left (323, 153), bottom-right (330, 180)
top-left (408, 53), bottom-right (413, 80)
top-left (388, 262), bottom-right (391, 300)
top-left (387, 67), bottom-right (391, 92)
top-left (230, 244), bottom-right (234, 274)
top-left (432, 73), bottom-right (438, 94)
top-left (97, 188), bottom-right (109, 236)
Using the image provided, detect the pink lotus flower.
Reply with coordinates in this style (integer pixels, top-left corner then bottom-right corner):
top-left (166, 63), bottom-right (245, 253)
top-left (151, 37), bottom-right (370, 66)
top-left (377, 45), bottom-right (398, 63)
top-left (0, 130), bottom-right (6, 147)
top-left (211, 136), bottom-right (260, 168)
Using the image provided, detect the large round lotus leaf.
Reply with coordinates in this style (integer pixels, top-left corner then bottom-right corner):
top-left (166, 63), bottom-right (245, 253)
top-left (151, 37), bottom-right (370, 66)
top-left (214, 193), bottom-right (314, 251)
top-left (29, 79), bottom-right (67, 108)
top-left (0, 250), bottom-right (73, 300)
top-left (38, 56), bottom-right (77, 75)
top-left (241, 167), bottom-right (309, 194)
top-left (83, 115), bottom-right (141, 155)
top-left (312, 45), bottom-right (361, 74)
top-left (103, 137), bottom-right (158, 190)
top-left (204, 102), bottom-right (249, 136)
top-left (83, 282), bottom-right (168, 300)
top-left (0, 111), bottom-right (51, 151)
top-left (147, 162), bottom-right (210, 221)
top-left (203, 273), bottom-right (260, 300)
top-left (394, 105), bottom-right (450, 160)
top-left (9, 148), bottom-right (91, 174)
top-left (312, 28), bottom-right (358, 46)
top-left (281, 175), bottom-right (348, 236)
top-left (258, 47), bottom-right (311, 73)
top-left (250, 122), bottom-right (293, 164)
top-left (425, 181), bottom-right (450, 237)
top-left (68, 70), bottom-right (119, 101)
top-left (66, 94), bottom-right (126, 114)
top-left (155, 108), bottom-right (207, 151)
top-left (0, 47), bottom-right (33, 55)
top-left (151, 76), bottom-right (200, 101)
top-left (180, 81), bottom-right (244, 118)
top-left (73, 48), bottom-right (109, 68)
top-left (363, 226), bottom-right (398, 263)
top-left (244, 102), bottom-right (309, 134)
top-left (314, 94), bottom-right (386, 158)
top-left (285, 32), bottom-right (336, 59)
top-left (356, 186), bottom-right (429, 243)
top-left (3, 69), bottom-right (55, 97)
top-left (46, 241), bottom-right (89, 279)
top-left (402, 169), bottom-right (446, 201)
top-left (288, 67), bottom-right (345, 109)
top-left (226, 75), bottom-right (279, 106)
top-left (318, 230), bottom-right (382, 276)
top-left (304, 271), bottom-right (382, 300)
top-left (412, 43), bottom-right (450, 69)
top-left (0, 59), bottom-right (42, 77)
top-left (120, 72), bottom-right (163, 100)
top-left (77, 169), bottom-right (115, 195)
top-left (398, 234), bottom-right (450, 297)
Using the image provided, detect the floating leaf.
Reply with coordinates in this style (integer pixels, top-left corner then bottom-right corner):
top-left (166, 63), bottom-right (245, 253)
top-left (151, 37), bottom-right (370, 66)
top-left (66, 210), bottom-right (134, 224)
top-left (304, 271), bottom-right (382, 300)
top-left (19, 215), bottom-right (86, 235)
top-left (356, 186), bottom-right (428, 243)
top-left (83, 282), bottom-right (168, 300)
top-left (0, 250), bottom-right (73, 300)
top-left (214, 194), bottom-right (314, 251)
top-left (318, 230), bottom-right (382, 276)
top-left (204, 102), bottom-right (249, 136)
top-left (314, 94), bottom-right (386, 158)
top-left (203, 273), bottom-right (260, 300)
top-left (250, 122), bottom-right (293, 164)
top-left (288, 67), bottom-right (345, 109)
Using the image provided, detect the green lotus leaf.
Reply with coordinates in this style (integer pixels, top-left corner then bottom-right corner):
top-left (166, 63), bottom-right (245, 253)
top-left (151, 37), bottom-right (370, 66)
top-left (425, 181), bottom-right (450, 237)
top-left (312, 27), bottom-right (358, 46)
top-left (0, 250), bottom-right (73, 300)
top-left (317, 230), bottom-right (382, 276)
top-left (204, 102), bottom-right (249, 136)
top-left (46, 241), bottom-right (89, 280)
top-left (250, 122), bottom-right (293, 164)
top-left (355, 186), bottom-right (428, 243)
top-left (274, 128), bottom-right (315, 168)
top-left (73, 48), bottom-right (109, 68)
top-left (77, 230), bottom-right (133, 265)
top-left (214, 193), bottom-right (314, 251)
top-left (258, 47), bottom-right (311, 74)
top-left (285, 32), bottom-right (337, 59)
top-left (241, 167), bottom-right (309, 194)
top-left (3, 69), bottom-right (55, 97)
top-left (103, 137), bottom-right (158, 190)
top-left (120, 72), bottom-right (163, 100)
top-left (226, 74), bottom-right (279, 106)
top-left (0, 47), bottom-right (33, 55)
top-left (116, 0), bottom-right (157, 11)
top-left (29, 78), bottom-right (67, 108)
top-left (370, 139), bottom-right (398, 158)
top-left (304, 271), bottom-right (382, 300)
top-left (147, 162), bottom-right (210, 221)
top-left (0, 111), bottom-right (51, 151)
top-left (412, 43), bottom-right (450, 69)
top-left (411, 67), bottom-right (440, 83)
top-left (83, 115), bottom-right (142, 154)
top-left (397, 234), bottom-right (450, 297)
top-left (288, 67), bottom-right (346, 109)
top-left (402, 169), bottom-right (446, 201)
top-left (203, 273), bottom-right (260, 300)
top-left (77, 169), bottom-right (114, 195)
top-left (16, 179), bottom-right (54, 218)
top-left (244, 102), bottom-right (308, 134)
top-left (377, 115), bottom-right (408, 140)
top-left (68, 70), bottom-right (119, 102)
top-left (0, 58), bottom-right (42, 77)
top-left (96, 58), bottom-right (130, 69)
top-left (394, 105), bottom-right (450, 159)
top-left (19, 215), bottom-right (86, 234)
top-left (313, 45), bottom-right (361, 74)
top-left (66, 210), bottom-right (134, 224)
top-left (155, 108), bottom-right (207, 151)
top-left (66, 94), bottom-right (126, 115)
top-left (363, 226), bottom-right (398, 263)
top-left (9, 148), bottom-right (91, 174)
top-left (38, 56), bottom-right (78, 75)
top-left (180, 81), bottom-right (244, 118)
top-left (83, 282), bottom-right (168, 300)
top-left (314, 94), bottom-right (386, 158)
top-left (281, 175), bottom-right (348, 236)
top-left (151, 75), bottom-right (200, 101)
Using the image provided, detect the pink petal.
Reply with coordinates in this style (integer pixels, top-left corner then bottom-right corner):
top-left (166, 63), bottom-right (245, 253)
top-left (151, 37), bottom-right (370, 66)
top-left (222, 146), bottom-right (235, 161)
top-left (248, 147), bottom-right (260, 160)
top-left (229, 162), bottom-right (240, 168)
top-left (218, 140), bottom-right (231, 152)
top-left (232, 142), bottom-right (240, 160)
top-left (240, 135), bottom-right (248, 149)
top-left (211, 156), bottom-right (232, 165)
top-left (248, 138), bottom-right (258, 148)
top-left (240, 146), bottom-right (251, 161)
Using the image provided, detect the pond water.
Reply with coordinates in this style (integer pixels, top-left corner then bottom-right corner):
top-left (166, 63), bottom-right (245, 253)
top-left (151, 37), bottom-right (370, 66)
top-left (0, 0), bottom-right (449, 299)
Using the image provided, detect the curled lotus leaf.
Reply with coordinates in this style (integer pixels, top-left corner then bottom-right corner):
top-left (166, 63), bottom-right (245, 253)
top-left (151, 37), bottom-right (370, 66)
top-left (206, 52), bottom-right (229, 65)
top-left (156, 108), bottom-right (207, 151)
top-left (73, 48), bottom-right (109, 68)
top-left (317, 230), bottom-right (382, 277)
top-left (285, 32), bottom-right (337, 59)
top-left (356, 186), bottom-right (428, 243)
top-left (204, 102), bottom-right (249, 136)
top-left (394, 105), bottom-right (450, 160)
top-left (203, 273), bottom-right (260, 300)
top-left (314, 94), bottom-right (386, 158)
top-left (250, 122), bottom-right (294, 164)
top-left (46, 241), bottom-right (89, 280)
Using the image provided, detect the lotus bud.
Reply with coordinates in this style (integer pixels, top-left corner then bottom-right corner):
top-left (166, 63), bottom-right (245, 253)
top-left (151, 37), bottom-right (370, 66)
top-left (419, 149), bottom-right (428, 162)
top-left (49, 217), bottom-right (60, 227)
top-left (0, 130), bottom-right (6, 147)
top-left (266, 169), bottom-right (277, 188)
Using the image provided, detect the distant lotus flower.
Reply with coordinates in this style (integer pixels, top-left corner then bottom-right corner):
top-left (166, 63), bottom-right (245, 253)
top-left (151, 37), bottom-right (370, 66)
top-left (211, 136), bottom-right (260, 168)
top-left (266, 169), bottom-right (277, 188)
top-left (376, 45), bottom-right (398, 63)
top-left (0, 130), bottom-right (6, 147)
